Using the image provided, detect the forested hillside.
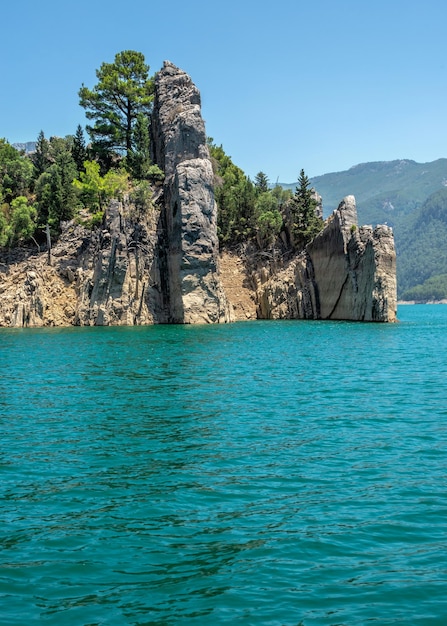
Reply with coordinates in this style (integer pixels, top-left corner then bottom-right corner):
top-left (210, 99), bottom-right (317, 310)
top-left (397, 189), bottom-right (447, 299)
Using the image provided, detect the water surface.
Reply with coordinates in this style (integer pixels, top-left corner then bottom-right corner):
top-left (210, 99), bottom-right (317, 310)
top-left (1, 306), bottom-right (447, 624)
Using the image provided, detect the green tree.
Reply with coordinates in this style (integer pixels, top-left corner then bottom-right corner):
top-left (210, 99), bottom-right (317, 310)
top-left (35, 138), bottom-right (80, 229)
top-left (254, 171), bottom-right (269, 194)
top-left (208, 141), bottom-right (257, 246)
top-left (127, 112), bottom-right (151, 179)
top-left (288, 168), bottom-right (323, 248)
top-left (31, 130), bottom-right (51, 179)
top-left (271, 184), bottom-right (293, 207)
top-left (0, 204), bottom-right (8, 247)
top-left (73, 160), bottom-right (129, 211)
top-left (71, 124), bottom-right (88, 173)
top-left (0, 139), bottom-right (34, 203)
top-left (254, 191), bottom-right (283, 248)
top-left (79, 50), bottom-right (154, 162)
top-left (8, 196), bottom-right (37, 244)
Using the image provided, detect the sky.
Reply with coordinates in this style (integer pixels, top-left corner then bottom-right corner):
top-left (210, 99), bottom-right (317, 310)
top-left (2, 0), bottom-right (447, 182)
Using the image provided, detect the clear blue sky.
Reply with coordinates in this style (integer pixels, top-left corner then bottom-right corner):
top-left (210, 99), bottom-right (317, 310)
top-left (2, 0), bottom-right (447, 182)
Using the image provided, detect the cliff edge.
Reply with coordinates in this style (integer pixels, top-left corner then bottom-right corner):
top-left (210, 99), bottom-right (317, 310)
top-left (256, 195), bottom-right (397, 322)
top-left (0, 64), bottom-right (396, 327)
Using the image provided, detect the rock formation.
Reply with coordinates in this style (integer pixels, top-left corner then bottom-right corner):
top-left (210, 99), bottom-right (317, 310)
top-left (74, 201), bottom-right (159, 326)
top-left (0, 204), bottom-right (160, 327)
top-left (0, 63), bottom-right (397, 328)
top-left (150, 60), bottom-right (232, 324)
top-left (256, 195), bottom-right (397, 322)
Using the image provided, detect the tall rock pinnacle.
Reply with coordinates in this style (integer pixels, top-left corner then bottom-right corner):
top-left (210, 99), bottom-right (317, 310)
top-left (151, 61), bottom-right (232, 323)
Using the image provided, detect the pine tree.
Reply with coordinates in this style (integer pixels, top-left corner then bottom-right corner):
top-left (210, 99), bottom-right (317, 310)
top-left (79, 50), bottom-right (154, 161)
top-left (127, 113), bottom-right (151, 180)
top-left (71, 124), bottom-right (88, 173)
top-left (32, 130), bottom-right (50, 178)
top-left (289, 169), bottom-right (323, 248)
top-left (254, 171), bottom-right (269, 193)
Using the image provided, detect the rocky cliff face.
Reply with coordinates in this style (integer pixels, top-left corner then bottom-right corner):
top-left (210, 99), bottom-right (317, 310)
top-left (256, 196), bottom-right (397, 322)
top-left (0, 61), bottom-right (232, 328)
top-left (0, 63), bottom-right (396, 328)
top-left (74, 201), bottom-right (160, 326)
top-left (0, 203), bottom-right (160, 327)
top-left (151, 61), bottom-right (232, 324)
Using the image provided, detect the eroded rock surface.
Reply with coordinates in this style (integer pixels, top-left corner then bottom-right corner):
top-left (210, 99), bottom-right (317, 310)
top-left (74, 201), bottom-right (160, 326)
top-left (256, 196), bottom-right (397, 322)
top-left (0, 63), bottom-right (396, 327)
top-left (151, 60), bottom-right (232, 323)
top-left (0, 203), bottom-right (161, 327)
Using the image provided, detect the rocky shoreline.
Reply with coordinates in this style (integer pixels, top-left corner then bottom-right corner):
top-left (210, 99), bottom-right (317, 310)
top-left (0, 62), bottom-right (397, 327)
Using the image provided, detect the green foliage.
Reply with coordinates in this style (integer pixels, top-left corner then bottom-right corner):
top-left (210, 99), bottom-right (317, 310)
top-left (34, 137), bottom-right (80, 229)
top-left (254, 191), bottom-right (283, 247)
top-left (8, 196), bottom-right (37, 244)
top-left (103, 168), bottom-right (129, 201)
top-left (397, 188), bottom-right (447, 295)
top-left (130, 180), bottom-right (154, 214)
top-left (146, 164), bottom-right (165, 184)
top-left (0, 206), bottom-right (8, 247)
top-left (71, 124), bottom-right (88, 173)
top-left (31, 130), bottom-right (51, 179)
top-left (254, 171), bottom-right (269, 193)
top-left (73, 160), bottom-right (129, 211)
top-left (271, 184), bottom-right (293, 206)
top-left (79, 50), bottom-right (154, 161)
top-left (127, 113), bottom-right (152, 180)
top-left (288, 169), bottom-right (323, 248)
top-left (85, 210), bottom-right (105, 229)
top-left (208, 141), bottom-right (293, 250)
top-left (0, 139), bottom-right (34, 203)
top-left (401, 273), bottom-right (447, 302)
top-left (209, 141), bottom-right (257, 245)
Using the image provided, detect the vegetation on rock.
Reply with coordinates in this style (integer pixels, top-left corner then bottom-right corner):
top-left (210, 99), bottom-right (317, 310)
top-left (0, 51), bottom-right (322, 261)
top-left (0, 51), bottom-right (162, 249)
top-left (209, 140), bottom-right (320, 253)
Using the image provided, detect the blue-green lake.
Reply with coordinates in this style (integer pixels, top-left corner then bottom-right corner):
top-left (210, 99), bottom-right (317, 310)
top-left (1, 305), bottom-right (447, 625)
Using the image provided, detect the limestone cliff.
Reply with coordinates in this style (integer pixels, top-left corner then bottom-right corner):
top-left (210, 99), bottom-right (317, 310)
top-left (0, 62), bottom-right (396, 328)
top-left (151, 61), bottom-right (232, 324)
top-left (0, 61), bottom-right (232, 328)
top-left (256, 196), bottom-right (397, 322)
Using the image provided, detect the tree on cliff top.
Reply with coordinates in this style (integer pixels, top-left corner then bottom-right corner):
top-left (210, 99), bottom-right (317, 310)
top-left (79, 51), bottom-right (154, 163)
top-left (289, 169), bottom-right (323, 248)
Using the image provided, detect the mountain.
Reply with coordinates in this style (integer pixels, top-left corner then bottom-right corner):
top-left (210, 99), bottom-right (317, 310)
top-left (281, 159), bottom-right (447, 299)
top-left (12, 142), bottom-right (36, 154)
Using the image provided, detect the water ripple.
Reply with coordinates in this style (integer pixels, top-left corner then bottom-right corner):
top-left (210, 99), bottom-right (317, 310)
top-left (1, 307), bottom-right (447, 624)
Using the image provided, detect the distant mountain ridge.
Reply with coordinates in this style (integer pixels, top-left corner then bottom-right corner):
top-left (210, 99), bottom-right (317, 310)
top-left (281, 158), bottom-right (447, 222)
top-left (12, 142), bottom-right (36, 154)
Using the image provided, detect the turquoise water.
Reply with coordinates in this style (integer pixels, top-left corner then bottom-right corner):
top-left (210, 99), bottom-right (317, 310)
top-left (1, 306), bottom-right (447, 625)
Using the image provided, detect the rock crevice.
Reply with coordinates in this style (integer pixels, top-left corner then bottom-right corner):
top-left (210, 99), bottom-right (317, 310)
top-left (0, 64), bottom-right (396, 327)
top-left (150, 60), bottom-right (232, 324)
top-left (256, 195), bottom-right (397, 322)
